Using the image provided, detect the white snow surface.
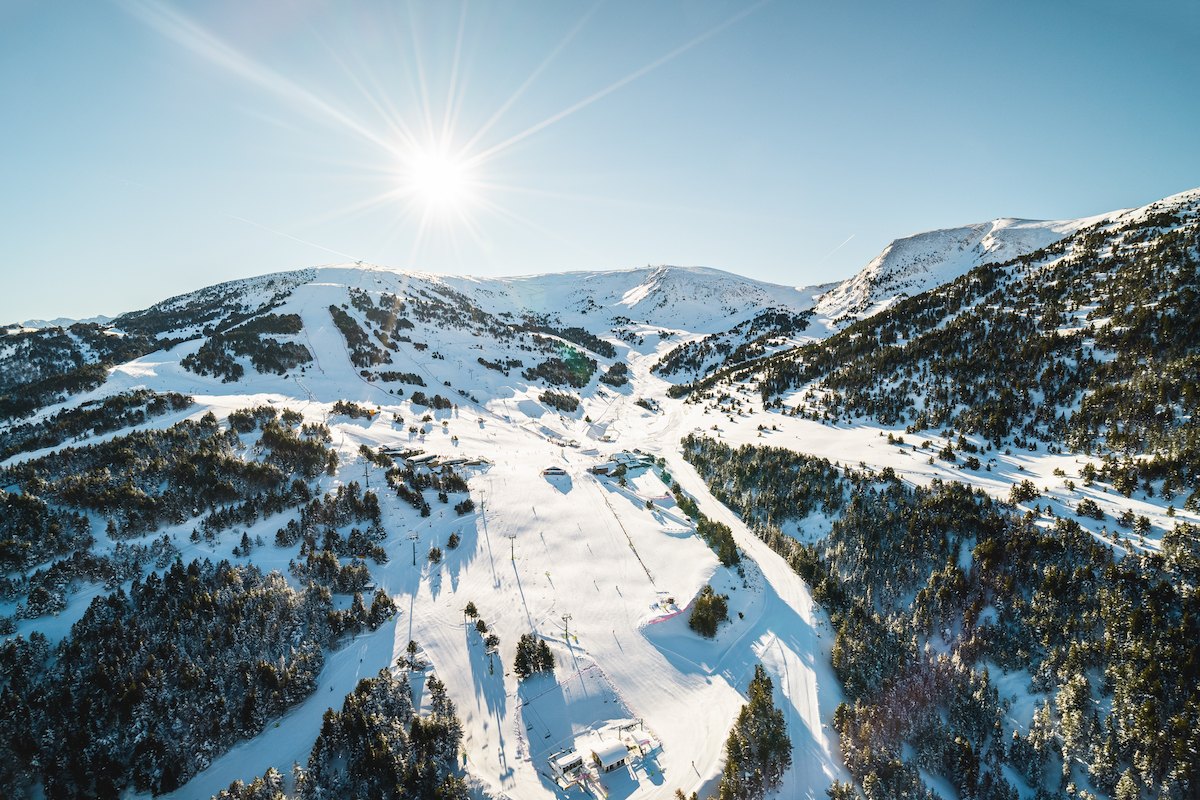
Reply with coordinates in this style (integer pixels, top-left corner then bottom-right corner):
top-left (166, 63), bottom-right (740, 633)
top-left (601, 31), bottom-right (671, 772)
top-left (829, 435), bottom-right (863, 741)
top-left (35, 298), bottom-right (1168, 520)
top-left (6, 186), bottom-right (1200, 800)
top-left (1, 266), bottom-right (852, 800)
top-left (437, 264), bottom-right (825, 334)
top-left (811, 213), bottom-right (1115, 330)
top-left (812, 185), bottom-right (1200, 332)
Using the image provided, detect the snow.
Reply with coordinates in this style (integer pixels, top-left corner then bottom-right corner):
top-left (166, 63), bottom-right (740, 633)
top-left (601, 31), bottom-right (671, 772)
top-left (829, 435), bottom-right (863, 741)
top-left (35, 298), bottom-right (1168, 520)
top-left (35, 280), bottom-right (849, 800)
top-left (437, 264), bottom-right (822, 335)
top-left (812, 211), bottom-right (1120, 332)
top-left (8, 186), bottom-right (1200, 799)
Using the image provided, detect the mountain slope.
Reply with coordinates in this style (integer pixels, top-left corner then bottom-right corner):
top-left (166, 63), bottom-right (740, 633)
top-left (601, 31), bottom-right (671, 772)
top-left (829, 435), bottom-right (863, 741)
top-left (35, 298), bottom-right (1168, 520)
top-left (1, 185), bottom-right (1198, 800)
top-left (0, 260), bottom-right (850, 800)
top-left (812, 212), bottom-right (1120, 330)
top-left (742, 187), bottom-right (1200, 496)
top-left (440, 263), bottom-right (822, 333)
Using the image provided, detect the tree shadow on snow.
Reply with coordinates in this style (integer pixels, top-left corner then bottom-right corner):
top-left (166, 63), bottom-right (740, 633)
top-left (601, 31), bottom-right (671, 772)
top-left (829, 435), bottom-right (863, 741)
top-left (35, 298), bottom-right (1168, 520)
top-left (544, 474), bottom-right (573, 494)
top-left (438, 509), bottom-right (481, 595)
top-left (465, 624), bottom-right (506, 719)
top-left (516, 674), bottom-right (570, 786)
top-left (515, 398), bottom-right (545, 419)
top-left (640, 578), bottom-right (847, 789)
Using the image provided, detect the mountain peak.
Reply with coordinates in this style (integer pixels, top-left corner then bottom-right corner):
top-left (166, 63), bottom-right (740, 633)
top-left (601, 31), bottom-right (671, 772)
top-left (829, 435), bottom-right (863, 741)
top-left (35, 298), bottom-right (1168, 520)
top-left (812, 210), bottom-right (1122, 328)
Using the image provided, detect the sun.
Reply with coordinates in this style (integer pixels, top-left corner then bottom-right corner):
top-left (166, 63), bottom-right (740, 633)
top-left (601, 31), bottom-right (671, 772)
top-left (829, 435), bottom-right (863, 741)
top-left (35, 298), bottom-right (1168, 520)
top-left (126, 0), bottom-right (769, 262)
top-left (401, 145), bottom-right (475, 215)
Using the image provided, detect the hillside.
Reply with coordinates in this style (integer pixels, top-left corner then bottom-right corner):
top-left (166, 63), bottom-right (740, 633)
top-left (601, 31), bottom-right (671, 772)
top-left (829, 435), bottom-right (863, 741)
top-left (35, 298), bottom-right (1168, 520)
top-left (1, 186), bottom-right (1197, 800)
top-left (749, 187), bottom-right (1200, 502)
top-left (810, 213), bottom-right (1120, 331)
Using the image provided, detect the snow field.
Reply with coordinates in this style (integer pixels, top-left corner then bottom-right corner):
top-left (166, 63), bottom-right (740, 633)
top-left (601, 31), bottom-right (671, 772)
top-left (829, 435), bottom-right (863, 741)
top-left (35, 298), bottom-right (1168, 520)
top-left (17, 233), bottom-right (1198, 800)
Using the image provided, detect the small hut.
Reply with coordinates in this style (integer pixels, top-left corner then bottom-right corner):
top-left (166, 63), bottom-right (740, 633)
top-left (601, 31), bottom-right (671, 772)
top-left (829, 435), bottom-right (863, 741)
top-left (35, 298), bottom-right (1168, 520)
top-left (591, 740), bottom-right (628, 773)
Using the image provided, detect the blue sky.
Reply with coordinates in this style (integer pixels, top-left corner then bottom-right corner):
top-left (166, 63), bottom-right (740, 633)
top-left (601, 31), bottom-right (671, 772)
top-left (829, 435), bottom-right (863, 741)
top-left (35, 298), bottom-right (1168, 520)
top-left (2, 0), bottom-right (1197, 322)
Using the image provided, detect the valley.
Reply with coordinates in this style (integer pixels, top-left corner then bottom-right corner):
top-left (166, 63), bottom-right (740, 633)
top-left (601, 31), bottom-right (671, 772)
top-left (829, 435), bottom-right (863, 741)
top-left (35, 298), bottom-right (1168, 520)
top-left (1, 186), bottom-right (1197, 800)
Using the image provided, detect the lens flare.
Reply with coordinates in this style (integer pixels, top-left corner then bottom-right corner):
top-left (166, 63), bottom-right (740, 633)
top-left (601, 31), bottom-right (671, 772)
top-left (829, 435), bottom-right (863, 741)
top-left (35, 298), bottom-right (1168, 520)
top-left (402, 145), bottom-right (474, 214)
top-left (121, 0), bottom-right (767, 263)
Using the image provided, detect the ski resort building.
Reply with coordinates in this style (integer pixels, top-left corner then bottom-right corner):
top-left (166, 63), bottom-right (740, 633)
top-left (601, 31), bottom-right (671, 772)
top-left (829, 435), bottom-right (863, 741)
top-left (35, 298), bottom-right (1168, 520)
top-left (590, 451), bottom-right (653, 475)
top-left (550, 749), bottom-right (585, 780)
top-left (591, 739), bottom-right (629, 773)
top-left (611, 451), bottom-right (652, 468)
top-left (545, 721), bottom-right (662, 796)
top-left (380, 446), bottom-right (421, 458)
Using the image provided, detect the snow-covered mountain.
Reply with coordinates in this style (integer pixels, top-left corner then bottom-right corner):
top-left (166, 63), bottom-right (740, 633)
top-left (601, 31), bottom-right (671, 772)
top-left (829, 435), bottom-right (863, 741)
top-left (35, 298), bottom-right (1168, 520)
top-left (427, 263), bottom-right (821, 333)
top-left (808, 187), bottom-right (1200, 333)
top-left (7, 314), bottom-right (114, 331)
top-left (2, 185), bottom-right (1198, 800)
top-left (811, 212), bottom-right (1119, 329)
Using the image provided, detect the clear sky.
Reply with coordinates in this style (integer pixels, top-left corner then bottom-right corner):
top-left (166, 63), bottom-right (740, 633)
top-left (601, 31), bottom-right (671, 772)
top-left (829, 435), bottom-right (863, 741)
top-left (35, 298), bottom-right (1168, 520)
top-left (2, 0), bottom-right (1197, 322)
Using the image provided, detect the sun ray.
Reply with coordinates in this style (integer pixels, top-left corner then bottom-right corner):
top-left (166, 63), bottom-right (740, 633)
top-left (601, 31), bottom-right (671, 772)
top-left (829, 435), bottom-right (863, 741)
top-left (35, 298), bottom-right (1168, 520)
top-left (124, 0), bottom-right (769, 271)
top-left (472, 179), bottom-right (726, 217)
top-left (458, 0), bottom-right (604, 157)
top-left (471, 194), bottom-right (607, 263)
top-left (409, 202), bottom-right (437, 266)
top-left (119, 0), bottom-right (396, 157)
top-left (367, 201), bottom-right (422, 266)
top-left (298, 185), bottom-right (413, 229)
top-left (307, 25), bottom-right (421, 153)
top-left (405, 0), bottom-right (438, 145)
top-left (465, 0), bottom-right (770, 169)
top-left (440, 2), bottom-right (471, 146)
top-left (445, 201), bottom-right (491, 258)
top-left (223, 214), bottom-right (360, 261)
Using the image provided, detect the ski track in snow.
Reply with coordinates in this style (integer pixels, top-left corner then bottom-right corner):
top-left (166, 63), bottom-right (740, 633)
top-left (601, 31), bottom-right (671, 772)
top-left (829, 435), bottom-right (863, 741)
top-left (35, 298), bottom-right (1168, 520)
top-left (86, 302), bottom-right (857, 800)
top-left (8, 201), bottom-right (1200, 800)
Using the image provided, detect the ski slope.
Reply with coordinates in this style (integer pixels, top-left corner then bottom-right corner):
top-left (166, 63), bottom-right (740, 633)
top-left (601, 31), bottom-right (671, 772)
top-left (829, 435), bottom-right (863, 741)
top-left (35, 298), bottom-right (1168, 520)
top-left (8, 187), bottom-right (1199, 799)
top-left (29, 276), bottom-right (849, 800)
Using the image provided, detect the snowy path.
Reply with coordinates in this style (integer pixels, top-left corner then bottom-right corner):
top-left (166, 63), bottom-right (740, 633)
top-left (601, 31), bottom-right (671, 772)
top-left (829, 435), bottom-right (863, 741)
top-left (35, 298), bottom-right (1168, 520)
top-left (657, 447), bottom-right (850, 798)
top-left (101, 275), bottom-right (856, 800)
top-left (159, 620), bottom-right (403, 800)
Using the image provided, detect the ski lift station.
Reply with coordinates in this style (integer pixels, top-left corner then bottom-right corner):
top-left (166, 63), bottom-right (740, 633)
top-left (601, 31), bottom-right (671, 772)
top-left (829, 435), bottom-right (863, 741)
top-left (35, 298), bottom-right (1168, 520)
top-left (592, 739), bottom-right (629, 773)
top-left (546, 722), bottom-right (662, 798)
top-left (522, 662), bottom-right (662, 798)
top-left (551, 749), bottom-right (585, 777)
top-left (590, 451), bottom-right (654, 475)
top-left (548, 737), bottom-right (626, 781)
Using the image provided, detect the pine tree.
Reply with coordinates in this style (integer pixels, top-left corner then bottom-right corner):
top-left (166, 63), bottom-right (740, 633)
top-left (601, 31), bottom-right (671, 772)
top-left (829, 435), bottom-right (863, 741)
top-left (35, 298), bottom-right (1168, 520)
top-left (537, 640), bottom-right (554, 674)
top-left (513, 634), bottom-right (552, 680)
top-left (716, 665), bottom-right (791, 800)
top-left (688, 584), bottom-right (729, 638)
top-left (1087, 718), bottom-right (1118, 794)
top-left (1056, 672), bottom-right (1094, 785)
top-left (368, 588), bottom-right (395, 628)
top-left (1114, 769), bottom-right (1139, 800)
top-left (514, 635), bottom-right (533, 680)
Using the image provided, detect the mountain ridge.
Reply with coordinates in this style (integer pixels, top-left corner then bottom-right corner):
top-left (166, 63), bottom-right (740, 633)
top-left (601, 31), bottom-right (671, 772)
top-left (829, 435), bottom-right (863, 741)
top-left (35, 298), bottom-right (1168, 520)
top-left (1, 184), bottom-right (1198, 800)
top-left (812, 185), bottom-right (1200, 331)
